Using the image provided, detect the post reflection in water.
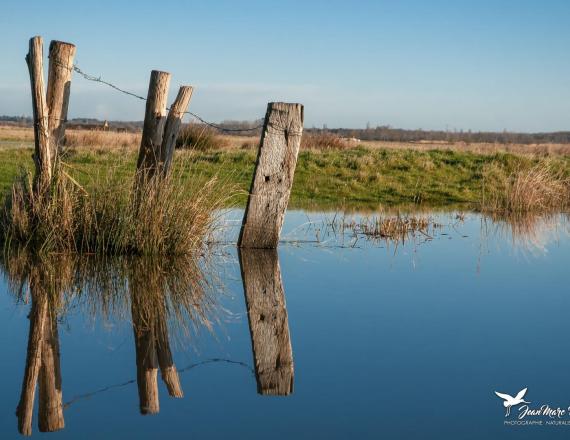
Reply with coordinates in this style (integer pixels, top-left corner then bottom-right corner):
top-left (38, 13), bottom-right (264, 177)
top-left (8, 256), bottom-right (67, 436)
top-left (239, 249), bottom-right (294, 396)
top-left (129, 260), bottom-right (184, 415)
top-left (4, 248), bottom-right (295, 436)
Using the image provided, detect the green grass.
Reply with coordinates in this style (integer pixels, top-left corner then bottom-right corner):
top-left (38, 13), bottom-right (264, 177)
top-left (1, 145), bottom-right (569, 210)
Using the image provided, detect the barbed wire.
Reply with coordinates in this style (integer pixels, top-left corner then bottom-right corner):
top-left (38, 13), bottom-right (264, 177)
top-left (50, 57), bottom-right (264, 133)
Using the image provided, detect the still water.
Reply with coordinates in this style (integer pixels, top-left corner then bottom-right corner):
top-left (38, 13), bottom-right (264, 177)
top-left (0, 210), bottom-right (569, 439)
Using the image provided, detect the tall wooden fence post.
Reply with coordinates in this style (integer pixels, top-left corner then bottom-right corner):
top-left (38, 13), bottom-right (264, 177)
top-left (26, 36), bottom-right (52, 190)
top-left (136, 70), bottom-right (171, 177)
top-left (238, 102), bottom-right (304, 248)
top-left (47, 40), bottom-right (76, 162)
top-left (161, 86), bottom-right (193, 175)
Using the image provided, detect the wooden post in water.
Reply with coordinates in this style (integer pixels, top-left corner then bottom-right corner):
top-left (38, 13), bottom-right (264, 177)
top-left (238, 102), bottom-right (304, 248)
top-left (161, 86), bottom-right (193, 175)
top-left (239, 249), bottom-right (294, 395)
top-left (136, 70), bottom-right (171, 177)
top-left (46, 40), bottom-right (76, 160)
top-left (26, 36), bottom-right (52, 190)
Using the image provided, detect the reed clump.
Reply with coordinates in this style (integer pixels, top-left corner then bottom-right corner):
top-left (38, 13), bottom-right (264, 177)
top-left (330, 214), bottom-right (441, 244)
top-left (482, 163), bottom-right (570, 214)
top-left (0, 160), bottom-right (233, 255)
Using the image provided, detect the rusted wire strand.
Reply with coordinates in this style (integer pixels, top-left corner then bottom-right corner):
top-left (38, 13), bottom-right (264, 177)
top-left (49, 57), bottom-right (264, 133)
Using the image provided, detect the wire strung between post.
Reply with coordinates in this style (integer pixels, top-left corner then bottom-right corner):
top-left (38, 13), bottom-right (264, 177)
top-left (49, 57), bottom-right (265, 133)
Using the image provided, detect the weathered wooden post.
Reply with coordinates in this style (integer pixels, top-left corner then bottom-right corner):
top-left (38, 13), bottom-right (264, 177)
top-left (161, 86), bottom-right (193, 175)
top-left (47, 40), bottom-right (76, 160)
top-left (136, 70), bottom-right (171, 177)
top-left (26, 36), bottom-right (52, 190)
top-left (238, 102), bottom-right (304, 248)
top-left (239, 249), bottom-right (294, 395)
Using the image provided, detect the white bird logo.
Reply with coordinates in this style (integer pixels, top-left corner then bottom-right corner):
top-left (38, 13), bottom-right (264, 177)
top-left (495, 388), bottom-right (531, 417)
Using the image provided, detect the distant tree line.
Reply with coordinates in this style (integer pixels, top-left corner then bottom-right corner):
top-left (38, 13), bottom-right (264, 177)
top-left (307, 126), bottom-right (570, 144)
top-left (0, 115), bottom-right (32, 126)
top-left (215, 119), bottom-right (264, 135)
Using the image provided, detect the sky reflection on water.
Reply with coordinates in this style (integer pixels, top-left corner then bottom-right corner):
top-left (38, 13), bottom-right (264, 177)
top-left (0, 210), bottom-right (569, 439)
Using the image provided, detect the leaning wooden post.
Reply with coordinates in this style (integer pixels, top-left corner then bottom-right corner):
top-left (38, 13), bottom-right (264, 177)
top-left (239, 248), bottom-right (294, 395)
top-left (46, 40), bottom-right (76, 161)
top-left (136, 70), bottom-right (171, 178)
top-left (26, 36), bottom-right (52, 190)
top-left (160, 86), bottom-right (193, 175)
top-left (238, 102), bottom-right (304, 248)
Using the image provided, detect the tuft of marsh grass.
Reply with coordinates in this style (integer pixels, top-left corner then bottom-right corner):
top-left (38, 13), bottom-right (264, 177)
top-left (329, 213), bottom-right (442, 245)
top-left (481, 163), bottom-right (570, 214)
top-left (0, 156), bottom-right (236, 255)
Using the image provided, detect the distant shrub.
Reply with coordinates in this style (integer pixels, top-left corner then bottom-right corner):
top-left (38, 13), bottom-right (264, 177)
top-left (176, 124), bottom-right (228, 151)
top-left (301, 133), bottom-right (349, 150)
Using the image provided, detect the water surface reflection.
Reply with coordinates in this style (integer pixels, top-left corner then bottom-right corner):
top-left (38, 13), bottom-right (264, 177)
top-left (2, 210), bottom-right (569, 438)
top-left (5, 251), bottom-right (293, 436)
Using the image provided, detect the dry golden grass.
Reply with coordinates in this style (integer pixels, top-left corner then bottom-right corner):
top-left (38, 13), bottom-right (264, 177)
top-left (481, 163), bottom-right (570, 214)
top-left (3, 124), bottom-right (570, 156)
top-left (65, 129), bottom-right (141, 150)
top-left (0, 125), bottom-right (141, 150)
top-left (220, 135), bottom-right (259, 150)
top-left (360, 140), bottom-right (570, 156)
top-left (0, 126), bottom-right (35, 143)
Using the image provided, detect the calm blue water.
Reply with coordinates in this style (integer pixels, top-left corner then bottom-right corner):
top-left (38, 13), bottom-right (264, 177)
top-left (0, 210), bottom-right (569, 439)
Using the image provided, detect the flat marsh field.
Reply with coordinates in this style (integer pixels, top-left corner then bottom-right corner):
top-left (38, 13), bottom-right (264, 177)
top-left (1, 125), bottom-right (569, 209)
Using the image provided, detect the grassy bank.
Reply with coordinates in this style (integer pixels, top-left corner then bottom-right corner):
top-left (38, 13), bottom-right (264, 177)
top-left (0, 145), bottom-right (568, 210)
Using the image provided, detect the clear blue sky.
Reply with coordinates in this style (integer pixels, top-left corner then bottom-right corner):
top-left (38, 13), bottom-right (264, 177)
top-left (1, 0), bottom-right (569, 131)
